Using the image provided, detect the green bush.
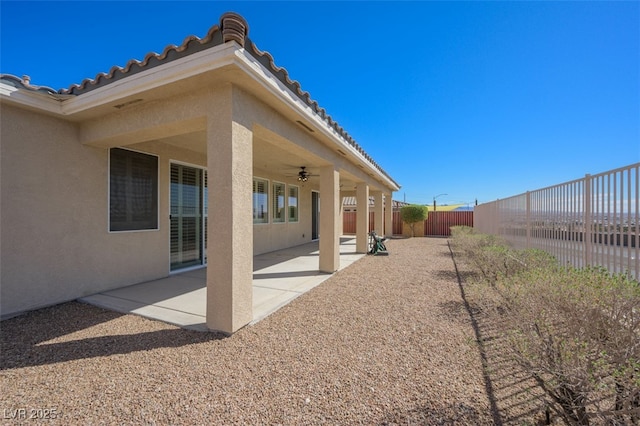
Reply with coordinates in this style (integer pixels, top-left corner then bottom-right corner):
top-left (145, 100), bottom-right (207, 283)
top-left (400, 204), bottom-right (428, 237)
top-left (450, 229), bottom-right (640, 425)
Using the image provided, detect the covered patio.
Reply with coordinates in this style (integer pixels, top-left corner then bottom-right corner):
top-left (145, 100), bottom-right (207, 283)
top-left (0, 12), bottom-right (399, 335)
top-left (80, 237), bottom-right (364, 331)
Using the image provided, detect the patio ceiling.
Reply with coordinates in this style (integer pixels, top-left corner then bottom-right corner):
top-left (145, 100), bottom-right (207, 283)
top-left (157, 128), bottom-right (364, 191)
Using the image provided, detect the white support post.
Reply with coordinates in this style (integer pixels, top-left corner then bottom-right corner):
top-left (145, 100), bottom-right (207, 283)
top-left (526, 191), bottom-right (531, 249)
top-left (584, 174), bottom-right (592, 268)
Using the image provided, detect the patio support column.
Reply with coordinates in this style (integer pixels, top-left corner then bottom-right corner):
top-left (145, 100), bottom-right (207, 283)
top-left (356, 183), bottom-right (369, 253)
top-left (372, 190), bottom-right (384, 235)
top-left (338, 191), bottom-right (344, 235)
top-left (205, 88), bottom-right (253, 334)
top-left (385, 193), bottom-right (393, 237)
top-left (319, 165), bottom-right (340, 273)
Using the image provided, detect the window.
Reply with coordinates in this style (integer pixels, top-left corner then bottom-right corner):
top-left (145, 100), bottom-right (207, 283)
top-left (273, 182), bottom-right (285, 223)
top-left (253, 177), bottom-right (269, 224)
top-left (288, 185), bottom-right (299, 222)
top-left (109, 148), bottom-right (158, 231)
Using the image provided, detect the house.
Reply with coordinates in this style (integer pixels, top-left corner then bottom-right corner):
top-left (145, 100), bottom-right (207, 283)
top-left (0, 12), bottom-right (400, 334)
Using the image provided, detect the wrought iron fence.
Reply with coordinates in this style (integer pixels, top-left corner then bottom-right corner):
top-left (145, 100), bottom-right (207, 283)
top-left (475, 163), bottom-right (639, 281)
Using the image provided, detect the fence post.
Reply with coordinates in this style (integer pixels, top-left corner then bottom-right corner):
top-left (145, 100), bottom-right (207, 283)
top-left (584, 174), bottom-right (592, 268)
top-left (526, 191), bottom-right (531, 248)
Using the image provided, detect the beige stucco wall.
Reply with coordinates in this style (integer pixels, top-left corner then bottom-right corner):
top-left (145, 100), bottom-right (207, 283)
top-left (0, 105), bottom-right (168, 316)
top-left (251, 167), bottom-right (315, 255)
top-left (74, 83), bottom-right (348, 254)
top-left (0, 103), bottom-right (220, 318)
top-left (1, 78), bottom-right (394, 319)
top-left (233, 88), bottom-right (332, 255)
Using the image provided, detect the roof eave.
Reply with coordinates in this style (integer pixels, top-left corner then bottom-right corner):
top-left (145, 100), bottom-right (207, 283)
top-left (0, 42), bottom-right (238, 117)
top-left (0, 81), bottom-right (66, 115)
top-left (1, 39), bottom-right (400, 191)
top-left (60, 42), bottom-right (239, 116)
top-left (234, 49), bottom-right (400, 192)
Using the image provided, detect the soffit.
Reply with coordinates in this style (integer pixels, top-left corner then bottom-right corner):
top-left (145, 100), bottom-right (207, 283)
top-left (157, 125), bottom-right (364, 191)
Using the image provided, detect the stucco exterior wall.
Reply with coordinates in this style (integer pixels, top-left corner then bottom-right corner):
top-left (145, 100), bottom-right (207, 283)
top-left (251, 167), bottom-right (315, 255)
top-left (0, 102), bottom-right (222, 318)
top-left (232, 88), bottom-right (333, 255)
top-left (0, 105), bottom-right (165, 316)
top-left (1, 78), bottom-right (392, 319)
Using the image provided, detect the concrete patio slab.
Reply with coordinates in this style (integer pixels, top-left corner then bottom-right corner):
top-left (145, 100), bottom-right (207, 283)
top-left (80, 237), bottom-right (364, 331)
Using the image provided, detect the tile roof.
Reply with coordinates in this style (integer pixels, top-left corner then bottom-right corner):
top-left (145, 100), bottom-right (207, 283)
top-left (0, 12), bottom-right (399, 189)
top-left (0, 74), bottom-right (59, 96)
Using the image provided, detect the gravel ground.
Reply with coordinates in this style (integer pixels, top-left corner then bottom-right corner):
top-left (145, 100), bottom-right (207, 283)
top-left (1, 237), bottom-right (544, 425)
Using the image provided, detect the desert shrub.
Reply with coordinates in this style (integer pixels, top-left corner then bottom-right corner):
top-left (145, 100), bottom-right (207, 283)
top-left (450, 225), bottom-right (474, 238)
top-left (449, 229), bottom-right (640, 425)
top-left (449, 226), bottom-right (552, 285)
top-left (505, 267), bottom-right (640, 425)
top-left (518, 248), bottom-right (558, 270)
top-left (450, 226), bottom-right (503, 264)
top-left (400, 204), bottom-right (428, 237)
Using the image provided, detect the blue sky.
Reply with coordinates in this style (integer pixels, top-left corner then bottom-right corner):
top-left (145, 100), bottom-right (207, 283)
top-left (1, 1), bottom-right (638, 207)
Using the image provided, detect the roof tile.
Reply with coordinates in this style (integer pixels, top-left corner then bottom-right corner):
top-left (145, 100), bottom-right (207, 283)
top-left (0, 12), bottom-right (399, 188)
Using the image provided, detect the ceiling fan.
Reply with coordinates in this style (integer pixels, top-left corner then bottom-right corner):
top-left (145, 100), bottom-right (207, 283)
top-left (287, 166), bottom-right (318, 182)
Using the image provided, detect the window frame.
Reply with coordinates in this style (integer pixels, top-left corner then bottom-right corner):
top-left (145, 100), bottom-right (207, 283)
top-left (108, 147), bottom-right (159, 233)
top-left (169, 160), bottom-right (208, 271)
top-left (253, 176), bottom-right (269, 224)
top-left (288, 184), bottom-right (299, 223)
top-left (272, 181), bottom-right (286, 224)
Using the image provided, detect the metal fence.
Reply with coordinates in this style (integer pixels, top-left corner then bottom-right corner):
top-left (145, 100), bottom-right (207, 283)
top-left (392, 211), bottom-right (403, 235)
top-left (342, 211), bottom-right (473, 236)
top-left (475, 163), bottom-right (639, 282)
top-left (344, 211), bottom-right (473, 236)
top-left (343, 211), bottom-right (376, 234)
top-left (425, 211), bottom-right (474, 236)
top-left (343, 211), bottom-right (406, 235)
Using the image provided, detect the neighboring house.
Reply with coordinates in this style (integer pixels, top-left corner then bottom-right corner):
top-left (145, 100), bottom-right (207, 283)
top-left (0, 13), bottom-right (400, 333)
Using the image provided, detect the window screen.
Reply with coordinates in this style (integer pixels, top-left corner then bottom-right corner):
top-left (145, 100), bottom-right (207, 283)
top-left (110, 148), bottom-right (158, 231)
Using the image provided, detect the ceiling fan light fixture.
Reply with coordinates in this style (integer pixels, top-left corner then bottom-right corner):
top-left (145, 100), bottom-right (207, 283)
top-left (297, 166), bottom-right (310, 182)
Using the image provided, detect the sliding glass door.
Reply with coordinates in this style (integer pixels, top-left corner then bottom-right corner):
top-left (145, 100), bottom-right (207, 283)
top-left (170, 163), bottom-right (207, 271)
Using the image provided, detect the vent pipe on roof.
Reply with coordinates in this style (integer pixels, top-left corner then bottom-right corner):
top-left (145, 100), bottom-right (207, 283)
top-left (220, 12), bottom-right (249, 47)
